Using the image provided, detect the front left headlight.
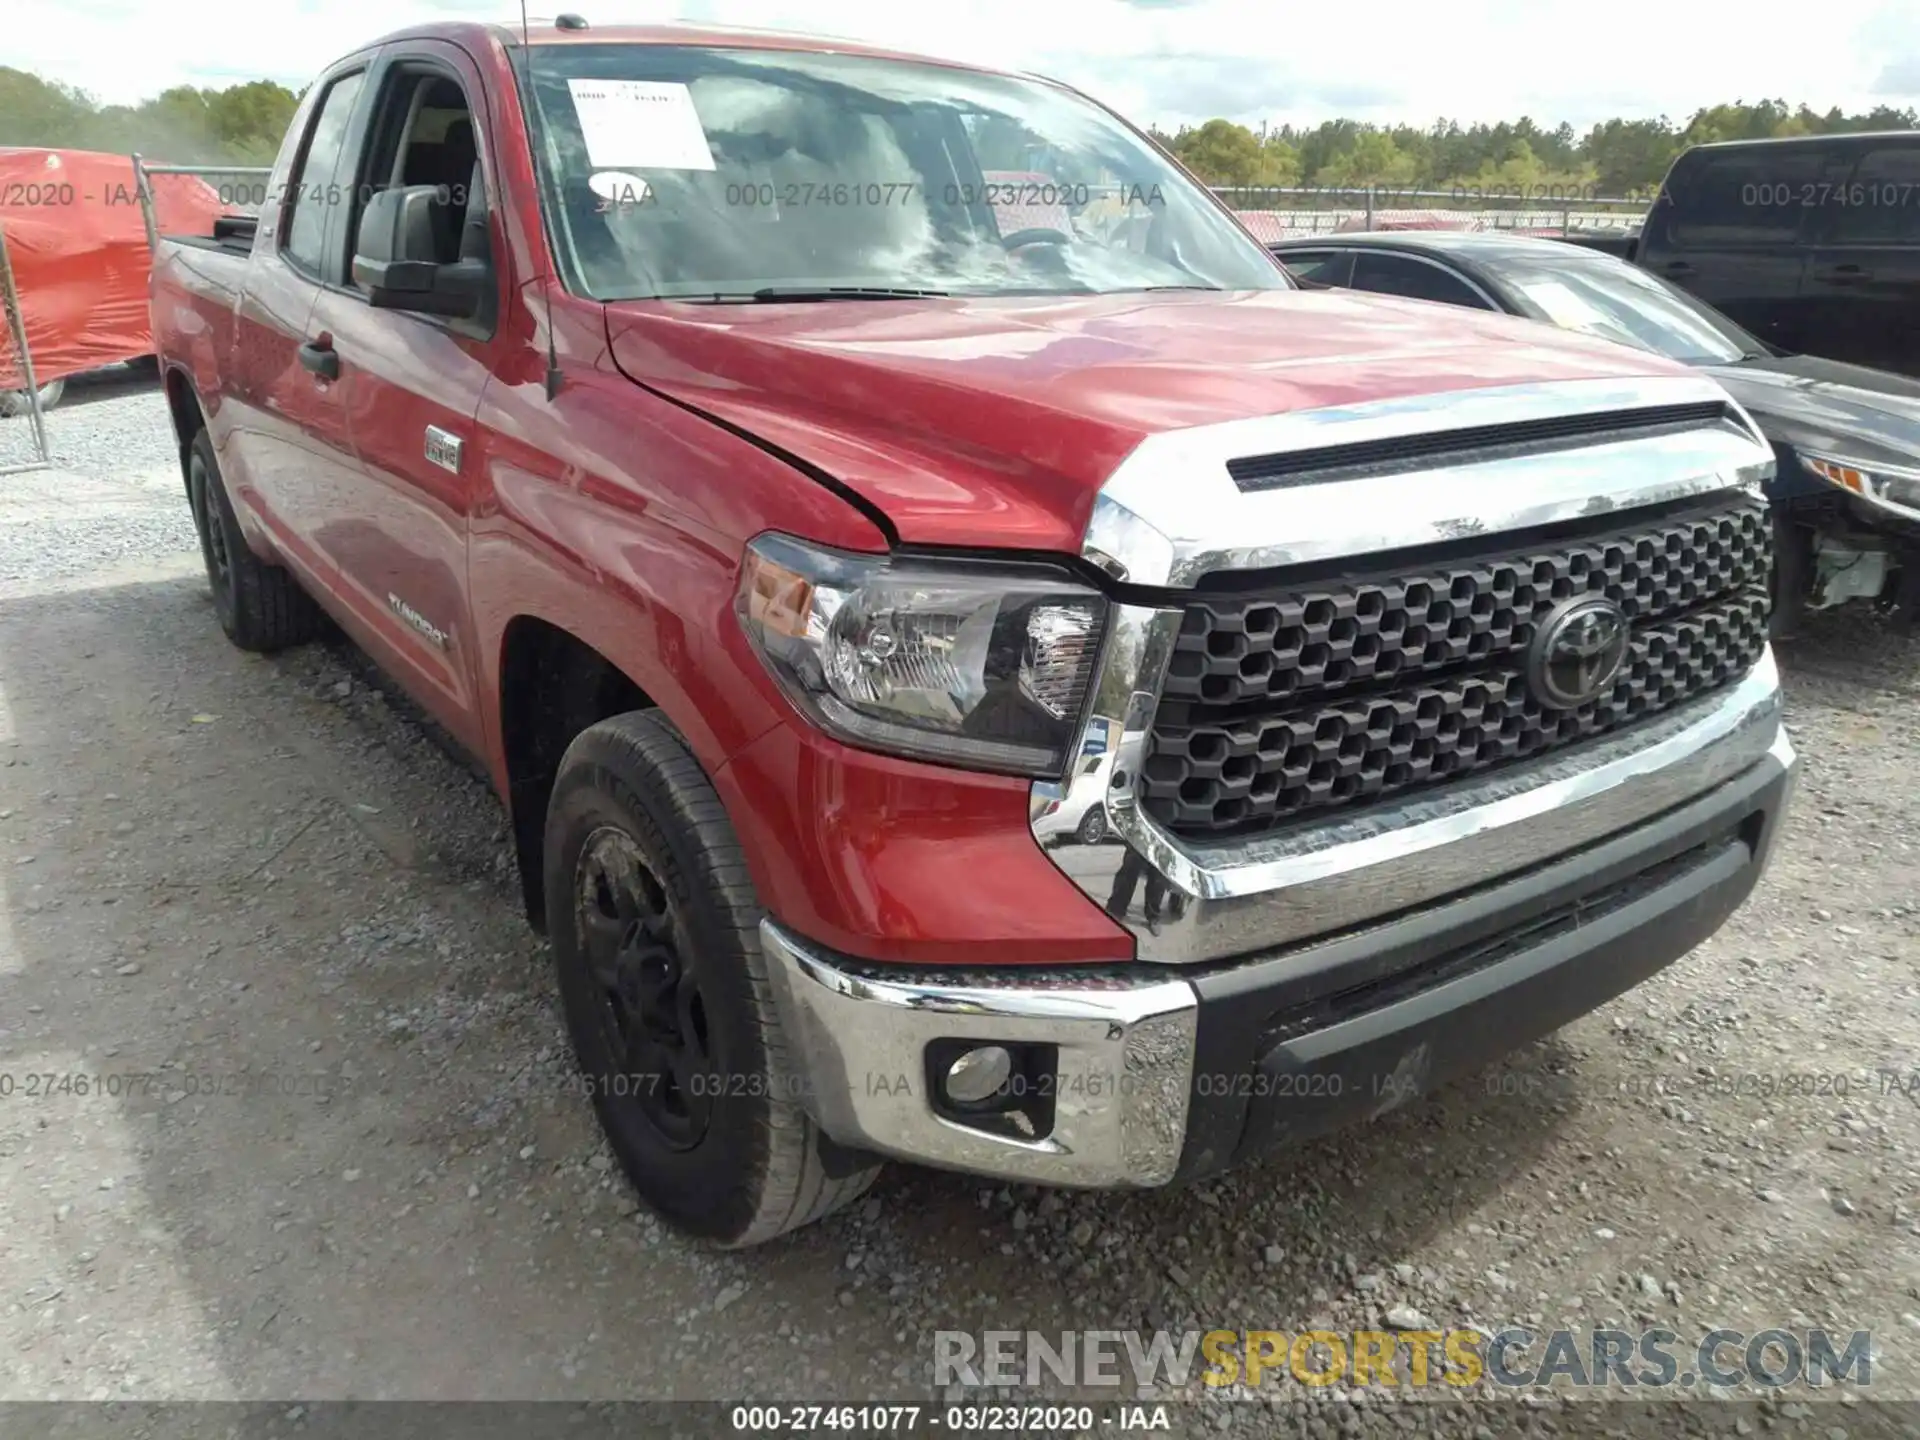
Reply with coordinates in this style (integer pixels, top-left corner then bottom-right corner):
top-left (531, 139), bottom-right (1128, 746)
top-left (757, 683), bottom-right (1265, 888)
top-left (736, 533), bottom-right (1109, 778)
top-left (1801, 451), bottom-right (1920, 520)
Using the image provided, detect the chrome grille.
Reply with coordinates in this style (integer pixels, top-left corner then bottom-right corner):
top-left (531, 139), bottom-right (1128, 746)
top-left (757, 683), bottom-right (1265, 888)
top-left (1141, 495), bottom-right (1772, 837)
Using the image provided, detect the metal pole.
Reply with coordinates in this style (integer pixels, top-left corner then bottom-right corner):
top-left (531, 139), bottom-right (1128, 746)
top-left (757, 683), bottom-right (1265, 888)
top-left (131, 153), bottom-right (161, 257)
top-left (1364, 184), bottom-right (1375, 231)
top-left (0, 218), bottom-right (53, 472)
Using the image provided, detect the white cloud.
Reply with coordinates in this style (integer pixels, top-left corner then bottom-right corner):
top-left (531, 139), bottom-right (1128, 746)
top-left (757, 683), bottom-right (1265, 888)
top-left (8, 0), bottom-right (1916, 131)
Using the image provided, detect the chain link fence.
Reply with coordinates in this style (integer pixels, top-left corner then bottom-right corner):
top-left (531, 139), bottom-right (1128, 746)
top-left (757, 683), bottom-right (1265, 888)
top-left (1208, 184), bottom-right (1649, 241)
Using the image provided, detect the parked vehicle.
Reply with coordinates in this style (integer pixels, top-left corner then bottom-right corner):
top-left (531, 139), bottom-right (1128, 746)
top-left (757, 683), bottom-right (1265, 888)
top-left (1635, 131), bottom-right (1920, 378)
top-left (147, 18), bottom-right (1796, 1248)
top-left (1554, 227), bottom-right (1641, 261)
top-left (1268, 230), bottom-right (1920, 631)
top-left (1031, 722), bottom-right (1120, 848)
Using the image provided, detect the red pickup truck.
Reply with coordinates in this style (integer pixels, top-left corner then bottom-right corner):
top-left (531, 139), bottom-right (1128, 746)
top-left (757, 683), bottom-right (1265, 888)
top-left (149, 18), bottom-right (1797, 1247)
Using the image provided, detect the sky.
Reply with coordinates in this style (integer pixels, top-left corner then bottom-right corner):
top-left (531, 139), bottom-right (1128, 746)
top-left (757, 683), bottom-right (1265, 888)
top-left (10, 0), bottom-right (1918, 134)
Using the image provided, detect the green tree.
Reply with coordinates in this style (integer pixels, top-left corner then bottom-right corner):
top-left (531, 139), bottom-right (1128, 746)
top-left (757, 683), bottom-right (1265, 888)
top-left (1314, 130), bottom-right (1417, 188)
top-left (1171, 118), bottom-right (1296, 185)
top-left (0, 70), bottom-right (299, 164)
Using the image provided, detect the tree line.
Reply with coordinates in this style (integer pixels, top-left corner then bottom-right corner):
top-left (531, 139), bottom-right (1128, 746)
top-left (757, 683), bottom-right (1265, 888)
top-left (1149, 102), bottom-right (1918, 201)
top-left (0, 67), bottom-right (303, 166)
top-left (1, 64), bottom-right (1913, 199)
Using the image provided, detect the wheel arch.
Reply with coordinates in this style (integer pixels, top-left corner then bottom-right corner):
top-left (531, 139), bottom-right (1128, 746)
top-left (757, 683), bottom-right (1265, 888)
top-left (496, 614), bottom-right (658, 933)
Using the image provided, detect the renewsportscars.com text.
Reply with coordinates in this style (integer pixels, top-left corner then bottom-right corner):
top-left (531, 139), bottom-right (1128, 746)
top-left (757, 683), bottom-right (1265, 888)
top-left (935, 1327), bottom-right (1873, 1391)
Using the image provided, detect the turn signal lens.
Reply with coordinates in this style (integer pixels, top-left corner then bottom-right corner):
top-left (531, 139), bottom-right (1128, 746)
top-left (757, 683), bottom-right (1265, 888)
top-left (1801, 450), bottom-right (1920, 519)
top-left (1804, 456), bottom-right (1867, 493)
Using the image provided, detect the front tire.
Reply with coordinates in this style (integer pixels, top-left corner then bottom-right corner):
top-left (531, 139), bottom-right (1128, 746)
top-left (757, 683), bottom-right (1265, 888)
top-left (186, 430), bottom-right (321, 652)
top-left (544, 711), bottom-right (878, 1247)
top-left (1075, 805), bottom-right (1107, 846)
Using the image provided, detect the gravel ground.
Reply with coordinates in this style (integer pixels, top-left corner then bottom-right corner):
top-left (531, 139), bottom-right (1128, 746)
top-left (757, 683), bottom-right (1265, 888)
top-left (1, 382), bottom-right (1917, 1437)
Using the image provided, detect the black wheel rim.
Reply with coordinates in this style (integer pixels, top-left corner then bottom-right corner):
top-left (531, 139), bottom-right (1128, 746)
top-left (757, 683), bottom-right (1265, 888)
top-left (573, 827), bottom-right (714, 1150)
top-left (191, 459), bottom-right (233, 596)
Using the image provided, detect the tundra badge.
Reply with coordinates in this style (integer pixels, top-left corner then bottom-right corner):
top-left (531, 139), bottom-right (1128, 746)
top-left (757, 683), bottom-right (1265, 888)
top-left (424, 426), bottom-right (463, 474)
top-left (387, 593), bottom-right (450, 650)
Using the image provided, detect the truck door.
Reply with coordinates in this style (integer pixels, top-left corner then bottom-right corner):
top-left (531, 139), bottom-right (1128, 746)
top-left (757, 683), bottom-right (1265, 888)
top-left (228, 64), bottom-right (372, 584)
top-left (1800, 137), bottom-right (1920, 377)
top-left (302, 43), bottom-right (507, 757)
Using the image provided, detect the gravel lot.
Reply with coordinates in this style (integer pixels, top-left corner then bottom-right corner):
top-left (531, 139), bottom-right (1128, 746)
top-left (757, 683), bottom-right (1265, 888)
top-left (2, 382), bottom-right (1917, 1436)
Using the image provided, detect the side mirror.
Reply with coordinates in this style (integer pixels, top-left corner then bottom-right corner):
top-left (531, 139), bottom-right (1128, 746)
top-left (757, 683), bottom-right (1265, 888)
top-left (352, 185), bottom-right (490, 319)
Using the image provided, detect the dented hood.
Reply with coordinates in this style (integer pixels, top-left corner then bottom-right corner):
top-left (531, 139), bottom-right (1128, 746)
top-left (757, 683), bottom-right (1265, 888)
top-left (605, 288), bottom-right (1697, 553)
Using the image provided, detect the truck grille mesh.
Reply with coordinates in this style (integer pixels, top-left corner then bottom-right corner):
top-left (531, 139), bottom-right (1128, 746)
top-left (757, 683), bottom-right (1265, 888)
top-left (1141, 496), bottom-right (1772, 838)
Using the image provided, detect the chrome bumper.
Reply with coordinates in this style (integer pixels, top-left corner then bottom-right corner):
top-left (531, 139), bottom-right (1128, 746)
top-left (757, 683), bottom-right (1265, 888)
top-left (758, 919), bottom-right (1198, 1187)
top-left (762, 714), bottom-right (1795, 1188)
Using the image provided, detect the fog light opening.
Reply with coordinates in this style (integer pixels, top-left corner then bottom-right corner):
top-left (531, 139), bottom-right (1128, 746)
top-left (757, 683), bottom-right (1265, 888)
top-left (925, 1038), bottom-right (1061, 1141)
top-left (944, 1045), bottom-right (1014, 1105)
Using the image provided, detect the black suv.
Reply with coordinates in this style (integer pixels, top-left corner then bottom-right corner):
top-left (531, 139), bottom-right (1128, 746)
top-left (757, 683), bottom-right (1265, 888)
top-left (1637, 131), bottom-right (1920, 378)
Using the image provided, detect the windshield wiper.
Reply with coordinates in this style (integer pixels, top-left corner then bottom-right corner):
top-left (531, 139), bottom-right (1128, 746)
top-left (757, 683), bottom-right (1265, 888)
top-left (677, 285), bottom-right (952, 304)
top-left (1139, 284), bottom-right (1224, 292)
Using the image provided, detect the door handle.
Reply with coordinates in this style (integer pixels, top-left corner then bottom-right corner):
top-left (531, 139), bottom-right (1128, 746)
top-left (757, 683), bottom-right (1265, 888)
top-left (297, 338), bottom-right (340, 380)
top-left (1817, 264), bottom-right (1871, 286)
top-left (1662, 261), bottom-right (1694, 277)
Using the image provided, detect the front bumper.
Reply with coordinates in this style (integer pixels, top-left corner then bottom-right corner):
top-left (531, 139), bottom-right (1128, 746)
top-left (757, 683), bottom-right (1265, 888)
top-left (760, 725), bottom-right (1795, 1188)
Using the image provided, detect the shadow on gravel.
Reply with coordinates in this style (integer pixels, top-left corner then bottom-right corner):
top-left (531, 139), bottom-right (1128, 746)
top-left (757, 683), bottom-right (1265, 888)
top-left (1773, 605), bottom-right (1919, 700)
top-left (0, 567), bottom-right (1577, 1397)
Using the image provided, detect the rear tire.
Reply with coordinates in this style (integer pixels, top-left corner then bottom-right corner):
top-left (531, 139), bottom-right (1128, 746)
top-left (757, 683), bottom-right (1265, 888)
top-left (544, 710), bottom-right (878, 1247)
top-left (186, 429), bottom-right (322, 652)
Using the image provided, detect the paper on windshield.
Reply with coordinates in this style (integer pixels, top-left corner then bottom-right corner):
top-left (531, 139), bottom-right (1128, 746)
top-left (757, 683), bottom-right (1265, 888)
top-left (567, 79), bottom-right (716, 170)
top-left (1519, 278), bottom-right (1616, 335)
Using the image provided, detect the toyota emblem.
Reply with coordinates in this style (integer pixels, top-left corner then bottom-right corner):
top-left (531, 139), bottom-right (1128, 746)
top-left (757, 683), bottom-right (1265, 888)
top-left (1527, 596), bottom-right (1629, 709)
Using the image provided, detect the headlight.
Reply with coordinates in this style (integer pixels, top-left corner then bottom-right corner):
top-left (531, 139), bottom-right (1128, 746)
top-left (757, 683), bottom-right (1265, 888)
top-left (1801, 451), bottom-right (1920, 519)
top-left (736, 533), bottom-right (1108, 778)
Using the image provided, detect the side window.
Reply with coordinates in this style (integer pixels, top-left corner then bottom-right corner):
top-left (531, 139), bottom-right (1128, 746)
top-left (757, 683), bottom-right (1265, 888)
top-left (1277, 249), bottom-right (1353, 285)
top-left (350, 68), bottom-right (487, 278)
top-left (283, 70), bottom-right (367, 276)
top-left (1829, 143), bottom-right (1920, 246)
top-left (1350, 252), bottom-right (1489, 309)
top-left (1669, 146), bottom-right (1827, 247)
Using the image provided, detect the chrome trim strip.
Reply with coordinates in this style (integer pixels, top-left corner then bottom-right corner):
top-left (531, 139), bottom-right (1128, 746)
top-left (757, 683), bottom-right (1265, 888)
top-left (1085, 374), bottom-right (1773, 587)
top-left (757, 919), bottom-right (1197, 1188)
top-left (1036, 634), bottom-right (1785, 966)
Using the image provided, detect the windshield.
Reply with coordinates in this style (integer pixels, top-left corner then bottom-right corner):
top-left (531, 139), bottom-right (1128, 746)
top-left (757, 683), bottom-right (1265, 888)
top-left (516, 43), bottom-right (1289, 302)
top-left (1496, 254), bottom-right (1763, 366)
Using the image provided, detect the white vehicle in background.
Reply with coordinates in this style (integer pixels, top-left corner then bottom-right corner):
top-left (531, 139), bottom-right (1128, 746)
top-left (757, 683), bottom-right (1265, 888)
top-left (1032, 720), bottom-right (1125, 848)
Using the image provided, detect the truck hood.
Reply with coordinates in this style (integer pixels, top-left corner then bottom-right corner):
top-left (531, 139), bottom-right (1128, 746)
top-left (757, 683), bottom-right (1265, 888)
top-left (605, 288), bottom-right (1697, 552)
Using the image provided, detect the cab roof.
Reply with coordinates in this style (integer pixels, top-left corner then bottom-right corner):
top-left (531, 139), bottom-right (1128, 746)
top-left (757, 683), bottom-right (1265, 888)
top-left (363, 18), bottom-right (1017, 77)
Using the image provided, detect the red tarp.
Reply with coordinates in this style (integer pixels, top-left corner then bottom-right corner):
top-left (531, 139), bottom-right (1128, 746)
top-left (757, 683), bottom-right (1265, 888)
top-left (0, 148), bottom-right (227, 389)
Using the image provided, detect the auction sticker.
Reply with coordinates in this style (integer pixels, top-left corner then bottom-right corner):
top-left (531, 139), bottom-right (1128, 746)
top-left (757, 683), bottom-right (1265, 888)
top-left (588, 171), bottom-right (651, 206)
